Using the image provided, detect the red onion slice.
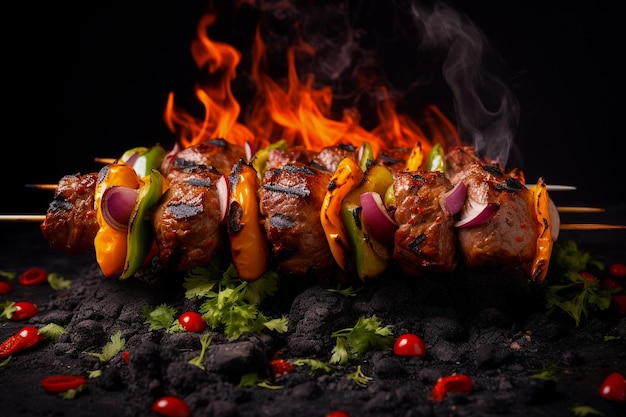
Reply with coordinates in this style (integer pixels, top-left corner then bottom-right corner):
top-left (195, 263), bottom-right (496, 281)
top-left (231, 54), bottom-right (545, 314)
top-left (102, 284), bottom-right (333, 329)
top-left (440, 181), bottom-right (467, 216)
top-left (123, 151), bottom-right (140, 168)
top-left (455, 199), bottom-right (500, 228)
top-left (216, 175), bottom-right (230, 223)
top-left (244, 141), bottom-right (255, 163)
top-left (101, 186), bottom-right (139, 232)
top-left (548, 198), bottom-right (560, 242)
top-left (159, 143), bottom-right (180, 175)
top-left (360, 191), bottom-right (398, 245)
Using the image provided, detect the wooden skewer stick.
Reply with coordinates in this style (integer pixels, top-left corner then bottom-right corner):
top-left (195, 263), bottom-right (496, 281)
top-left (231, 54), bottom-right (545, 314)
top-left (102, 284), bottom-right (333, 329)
top-left (94, 157), bottom-right (117, 165)
top-left (25, 184), bottom-right (59, 191)
top-left (0, 215), bottom-right (624, 231)
top-left (556, 206), bottom-right (606, 213)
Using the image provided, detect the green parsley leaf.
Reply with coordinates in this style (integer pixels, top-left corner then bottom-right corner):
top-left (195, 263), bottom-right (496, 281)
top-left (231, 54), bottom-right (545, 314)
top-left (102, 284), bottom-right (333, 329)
top-left (328, 285), bottom-right (360, 297)
top-left (1, 301), bottom-right (16, 319)
top-left (85, 331), bottom-right (125, 362)
top-left (0, 271), bottom-right (15, 280)
top-left (530, 363), bottom-right (561, 381)
top-left (142, 304), bottom-right (177, 332)
top-left (347, 365), bottom-right (372, 387)
top-left (47, 272), bottom-right (71, 290)
top-left (238, 373), bottom-right (283, 389)
top-left (188, 333), bottom-right (212, 370)
top-left (291, 358), bottom-right (334, 375)
top-left (38, 323), bottom-right (68, 342)
top-left (330, 315), bottom-right (393, 365)
top-left (570, 404), bottom-right (604, 416)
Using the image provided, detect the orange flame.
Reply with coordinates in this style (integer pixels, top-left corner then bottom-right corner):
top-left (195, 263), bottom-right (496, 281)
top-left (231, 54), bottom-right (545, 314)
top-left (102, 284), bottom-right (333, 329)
top-left (164, 11), bottom-right (460, 156)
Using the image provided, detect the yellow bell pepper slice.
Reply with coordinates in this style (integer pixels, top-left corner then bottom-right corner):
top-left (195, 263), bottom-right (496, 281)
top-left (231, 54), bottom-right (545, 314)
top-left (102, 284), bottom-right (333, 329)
top-left (228, 160), bottom-right (270, 282)
top-left (320, 157), bottom-right (364, 271)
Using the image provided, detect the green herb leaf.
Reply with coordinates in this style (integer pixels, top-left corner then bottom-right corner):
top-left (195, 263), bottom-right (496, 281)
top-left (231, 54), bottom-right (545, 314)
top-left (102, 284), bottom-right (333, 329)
top-left (0, 301), bottom-right (16, 319)
top-left (330, 315), bottom-right (393, 365)
top-left (530, 363), bottom-right (561, 381)
top-left (347, 365), bottom-right (372, 387)
top-left (47, 272), bottom-right (71, 290)
top-left (188, 333), bottom-right (212, 370)
top-left (85, 331), bottom-right (125, 362)
top-left (0, 271), bottom-right (16, 279)
top-left (328, 285), bottom-right (360, 297)
top-left (38, 323), bottom-right (68, 342)
top-left (142, 304), bottom-right (177, 332)
top-left (570, 404), bottom-right (604, 416)
top-left (291, 358), bottom-right (334, 375)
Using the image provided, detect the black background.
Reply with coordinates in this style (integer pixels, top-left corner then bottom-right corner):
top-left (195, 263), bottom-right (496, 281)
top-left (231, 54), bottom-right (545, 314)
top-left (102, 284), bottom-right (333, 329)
top-left (3, 1), bottom-right (624, 217)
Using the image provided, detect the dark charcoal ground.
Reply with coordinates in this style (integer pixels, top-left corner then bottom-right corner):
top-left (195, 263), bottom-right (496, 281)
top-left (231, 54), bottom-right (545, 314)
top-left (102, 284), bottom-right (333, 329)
top-left (1, 215), bottom-right (625, 417)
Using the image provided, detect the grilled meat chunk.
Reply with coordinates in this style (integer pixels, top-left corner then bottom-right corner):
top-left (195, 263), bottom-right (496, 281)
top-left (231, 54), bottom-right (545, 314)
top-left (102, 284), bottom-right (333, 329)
top-left (164, 138), bottom-right (243, 181)
top-left (153, 165), bottom-right (224, 271)
top-left (310, 143), bottom-right (358, 172)
top-left (392, 171), bottom-right (457, 274)
top-left (454, 163), bottom-right (539, 273)
top-left (376, 146), bottom-right (412, 175)
top-left (266, 146), bottom-right (317, 171)
top-left (40, 173), bottom-right (99, 254)
top-left (259, 162), bottom-right (335, 277)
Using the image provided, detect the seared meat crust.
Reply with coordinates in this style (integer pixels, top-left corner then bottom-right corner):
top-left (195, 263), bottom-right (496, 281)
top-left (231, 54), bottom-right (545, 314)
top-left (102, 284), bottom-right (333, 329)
top-left (165, 138), bottom-right (243, 181)
top-left (392, 171), bottom-right (457, 274)
top-left (153, 165), bottom-right (224, 271)
top-left (259, 162), bottom-right (335, 277)
top-left (40, 173), bottom-right (99, 254)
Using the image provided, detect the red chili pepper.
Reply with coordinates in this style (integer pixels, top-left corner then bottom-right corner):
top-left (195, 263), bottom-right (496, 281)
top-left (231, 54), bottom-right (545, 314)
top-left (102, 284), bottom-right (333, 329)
top-left (431, 374), bottom-right (473, 401)
top-left (0, 326), bottom-right (45, 358)
top-left (599, 372), bottom-right (626, 402)
top-left (269, 358), bottom-right (294, 377)
top-left (41, 375), bottom-right (88, 393)
top-left (609, 262), bottom-right (626, 278)
top-left (17, 267), bottom-right (48, 286)
top-left (601, 278), bottom-right (624, 293)
top-left (152, 395), bottom-right (191, 417)
top-left (0, 281), bottom-right (12, 294)
top-left (10, 301), bottom-right (38, 321)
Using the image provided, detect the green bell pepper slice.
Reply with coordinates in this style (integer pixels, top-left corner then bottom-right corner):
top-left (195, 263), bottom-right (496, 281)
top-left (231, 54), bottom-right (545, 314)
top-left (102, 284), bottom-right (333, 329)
top-left (121, 169), bottom-right (164, 279)
top-left (119, 144), bottom-right (167, 178)
top-left (251, 139), bottom-right (288, 179)
top-left (341, 164), bottom-right (394, 281)
top-left (425, 143), bottom-right (445, 172)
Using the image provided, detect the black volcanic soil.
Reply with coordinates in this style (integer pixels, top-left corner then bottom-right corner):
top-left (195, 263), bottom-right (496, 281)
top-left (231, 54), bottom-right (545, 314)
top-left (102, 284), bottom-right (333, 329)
top-left (1, 207), bottom-right (625, 417)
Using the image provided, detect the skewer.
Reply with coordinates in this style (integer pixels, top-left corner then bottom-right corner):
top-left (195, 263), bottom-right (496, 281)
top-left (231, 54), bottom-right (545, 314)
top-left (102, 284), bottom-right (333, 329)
top-left (0, 214), bottom-right (624, 232)
top-left (526, 184), bottom-right (577, 191)
top-left (20, 184), bottom-right (610, 215)
top-left (94, 157), bottom-right (117, 165)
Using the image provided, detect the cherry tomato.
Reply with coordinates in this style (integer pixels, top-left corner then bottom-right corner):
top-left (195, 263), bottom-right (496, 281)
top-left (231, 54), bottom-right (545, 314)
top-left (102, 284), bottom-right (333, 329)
top-left (610, 294), bottom-right (626, 316)
top-left (10, 301), bottom-right (38, 321)
top-left (599, 372), bottom-right (626, 402)
top-left (152, 395), bottom-right (191, 417)
top-left (326, 411), bottom-right (350, 417)
top-left (41, 375), bottom-right (88, 393)
top-left (0, 281), bottom-right (12, 294)
top-left (178, 311), bottom-right (206, 333)
top-left (0, 325), bottom-right (45, 358)
top-left (431, 374), bottom-right (473, 401)
top-left (609, 262), bottom-right (626, 278)
top-left (393, 333), bottom-right (426, 356)
top-left (269, 358), bottom-right (294, 377)
top-left (17, 267), bottom-right (48, 286)
top-left (579, 271), bottom-right (598, 284)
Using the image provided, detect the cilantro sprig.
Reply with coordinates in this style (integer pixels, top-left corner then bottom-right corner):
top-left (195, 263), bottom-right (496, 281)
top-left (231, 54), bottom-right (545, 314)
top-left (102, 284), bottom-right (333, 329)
top-left (184, 260), bottom-right (288, 340)
top-left (330, 315), bottom-right (393, 365)
top-left (543, 240), bottom-right (612, 326)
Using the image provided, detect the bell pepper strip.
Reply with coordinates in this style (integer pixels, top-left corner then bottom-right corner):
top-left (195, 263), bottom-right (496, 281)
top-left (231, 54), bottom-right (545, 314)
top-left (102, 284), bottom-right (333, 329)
top-left (431, 374), bottom-right (473, 401)
top-left (404, 142), bottom-right (424, 171)
top-left (320, 157), bottom-right (364, 271)
top-left (425, 143), bottom-right (446, 172)
top-left (342, 164), bottom-right (394, 280)
top-left (251, 139), bottom-right (288, 180)
top-left (94, 164), bottom-right (142, 277)
top-left (0, 325), bottom-right (45, 358)
top-left (41, 375), bottom-right (88, 393)
top-left (118, 144), bottom-right (167, 178)
top-left (120, 169), bottom-right (165, 279)
top-left (227, 159), bottom-right (270, 282)
top-left (530, 178), bottom-right (553, 283)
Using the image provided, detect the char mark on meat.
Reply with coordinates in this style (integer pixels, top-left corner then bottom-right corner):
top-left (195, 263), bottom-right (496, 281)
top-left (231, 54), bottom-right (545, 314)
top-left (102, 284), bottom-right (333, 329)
top-left (311, 144), bottom-right (358, 172)
top-left (164, 138), bottom-right (244, 182)
top-left (392, 171), bottom-right (457, 274)
top-left (153, 165), bottom-right (224, 272)
top-left (40, 173), bottom-right (99, 255)
top-left (259, 162), bottom-right (335, 278)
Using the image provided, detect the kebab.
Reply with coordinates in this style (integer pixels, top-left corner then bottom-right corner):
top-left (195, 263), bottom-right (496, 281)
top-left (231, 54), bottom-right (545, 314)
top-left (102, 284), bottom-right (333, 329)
top-left (33, 138), bottom-right (562, 286)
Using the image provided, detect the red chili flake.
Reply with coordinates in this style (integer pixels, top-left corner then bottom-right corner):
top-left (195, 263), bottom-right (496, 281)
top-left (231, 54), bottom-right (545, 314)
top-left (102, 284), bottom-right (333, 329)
top-left (417, 207), bottom-right (424, 214)
top-left (121, 351), bottom-right (130, 364)
top-left (515, 236), bottom-right (522, 242)
top-left (270, 358), bottom-right (294, 377)
top-left (431, 374), bottom-right (473, 401)
top-left (520, 223), bottom-right (527, 229)
top-left (41, 375), bottom-right (88, 393)
top-left (17, 267), bottom-right (48, 286)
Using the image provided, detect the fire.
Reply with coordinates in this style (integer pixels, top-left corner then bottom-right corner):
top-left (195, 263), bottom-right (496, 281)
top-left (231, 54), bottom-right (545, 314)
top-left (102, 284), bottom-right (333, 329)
top-left (163, 10), bottom-right (460, 158)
